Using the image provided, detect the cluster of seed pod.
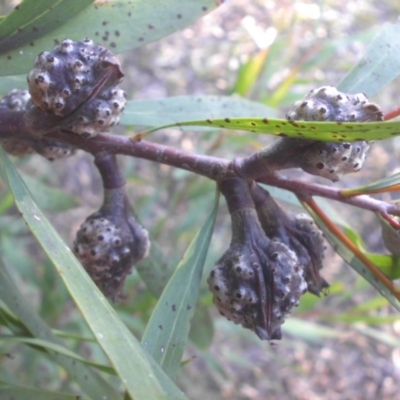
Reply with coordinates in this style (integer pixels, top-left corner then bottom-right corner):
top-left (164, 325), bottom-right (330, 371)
top-left (0, 89), bottom-right (75, 160)
top-left (27, 38), bottom-right (126, 138)
top-left (207, 178), bottom-right (321, 341)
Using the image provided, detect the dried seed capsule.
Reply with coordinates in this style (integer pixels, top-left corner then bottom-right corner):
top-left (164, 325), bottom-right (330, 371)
top-left (284, 86), bottom-right (383, 181)
top-left (32, 138), bottom-right (76, 161)
top-left (0, 89), bottom-right (35, 157)
top-left (74, 187), bottom-right (150, 300)
top-left (27, 38), bottom-right (126, 137)
top-left (250, 183), bottom-right (328, 296)
top-left (0, 89), bottom-right (76, 160)
top-left (208, 178), bottom-right (307, 340)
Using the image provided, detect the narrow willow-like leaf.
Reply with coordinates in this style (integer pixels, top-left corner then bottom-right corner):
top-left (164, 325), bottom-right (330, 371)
top-left (0, 382), bottom-right (76, 400)
top-left (0, 0), bottom-right (93, 57)
top-left (378, 214), bottom-right (400, 257)
top-left (136, 117), bottom-right (400, 143)
top-left (341, 172), bottom-right (400, 196)
top-left (136, 238), bottom-right (175, 297)
top-left (0, 147), bottom-right (188, 400)
top-left (0, 74), bottom-right (27, 93)
top-left (282, 318), bottom-right (344, 342)
top-left (141, 190), bottom-right (219, 379)
top-left (303, 204), bottom-right (400, 312)
top-left (365, 253), bottom-right (400, 280)
top-left (0, 257), bottom-right (120, 400)
top-left (338, 18), bottom-right (400, 96)
top-left (0, 0), bottom-right (222, 76)
top-left (0, 336), bottom-right (115, 375)
top-left (21, 173), bottom-right (80, 212)
top-left (120, 96), bottom-right (276, 128)
top-left (188, 305), bottom-right (214, 350)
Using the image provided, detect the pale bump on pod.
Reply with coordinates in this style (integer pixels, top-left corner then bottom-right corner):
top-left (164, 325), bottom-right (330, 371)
top-left (285, 86), bottom-right (383, 181)
top-left (27, 38), bottom-right (126, 137)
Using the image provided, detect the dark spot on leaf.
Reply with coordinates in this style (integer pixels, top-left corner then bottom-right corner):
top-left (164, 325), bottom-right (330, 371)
top-left (206, 119), bottom-right (213, 124)
top-left (138, 37), bottom-right (144, 42)
top-left (115, 30), bottom-right (120, 36)
top-left (202, 6), bottom-right (208, 11)
top-left (148, 24), bottom-right (154, 29)
top-left (158, 325), bottom-right (163, 330)
top-left (187, 304), bottom-right (192, 310)
top-left (250, 122), bottom-right (256, 126)
top-left (262, 118), bottom-right (269, 124)
top-left (110, 42), bottom-right (116, 48)
top-left (172, 304), bottom-right (176, 312)
top-left (177, 14), bottom-right (182, 18)
top-left (224, 118), bottom-right (231, 123)
top-left (102, 21), bottom-right (108, 26)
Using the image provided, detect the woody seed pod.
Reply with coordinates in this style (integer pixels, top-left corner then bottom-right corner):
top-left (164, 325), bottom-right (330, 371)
top-left (208, 178), bottom-right (307, 340)
top-left (27, 38), bottom-right (126, 137)
top-left (250, 183), bottom-right (328, 295)
top-left (284, 86), bottom-right (383, 181)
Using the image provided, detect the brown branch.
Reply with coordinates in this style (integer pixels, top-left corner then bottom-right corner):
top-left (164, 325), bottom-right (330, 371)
top-left (0, 106), bottom-right (398, 216)
top-left (257, 174), bottom-right (400, 216)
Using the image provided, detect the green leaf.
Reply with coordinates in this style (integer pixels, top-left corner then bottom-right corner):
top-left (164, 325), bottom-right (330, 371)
top-left (0, 74), bottom-right (27, 93)
top-left (338, 18), bottom-right (400, 96)
top-left (0, 382), bottom-right (76, 400)
top-left (0, 0), bottom-right (93, 57)
top-left (303, 204), bottom-right (400, 312)
top-left (136, 237), bottom-right (175, 297)
top-left (282, 318), bottom-right (344, 343)
top-left (340, 172), bottom-right (400, 196)
top-left (0, 0), bottom-right (222, 76)
top-left (21, 173), bottom-right (80, 212)
top-left (378, 214), bottom-right (400, 256)
top-left (0, 147), bottom-right (188, 400)
top-left (0, 257), bottom-right (120, 400)
top-left (366, 252), bottom-right (400, 279)
top-left (188, 305), bottom-right (214, 350)
top-left (232, 49), bottom-right (269, 97)
top-left (141, 190), bottom-right (219, 379)
top-left (0, 336), bottom-right (115, 375)
top-left (120, 96), bottom-right (276, 128)
top-left (138, 117), bottom-right (400, 143)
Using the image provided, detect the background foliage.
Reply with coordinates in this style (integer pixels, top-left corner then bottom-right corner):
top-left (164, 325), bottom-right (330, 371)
top-left (1, 1), bottom-right (400, 399)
